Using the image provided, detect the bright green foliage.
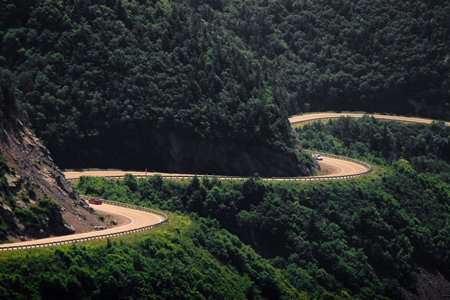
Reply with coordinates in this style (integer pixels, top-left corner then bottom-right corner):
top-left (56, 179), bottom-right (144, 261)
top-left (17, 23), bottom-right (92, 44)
top-left (74, 119), bottom-right (450, 298)
top-left (0, 215), bottom-right (304, 300)
top-left (77, 162), bottom-right (450, 299)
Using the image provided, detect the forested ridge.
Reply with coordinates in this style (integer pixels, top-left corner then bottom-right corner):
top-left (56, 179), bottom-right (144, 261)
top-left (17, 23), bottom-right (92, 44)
top-left (0, 0), bottom-right (313, 175)
top-left (1, 0), bottom-right (450, 298)
top-left (73, 119), bottom-right (450, 299)
top-left (1, 0), bottom-right (449, 173)
top-left (233, 0), bottom-right (450, 117)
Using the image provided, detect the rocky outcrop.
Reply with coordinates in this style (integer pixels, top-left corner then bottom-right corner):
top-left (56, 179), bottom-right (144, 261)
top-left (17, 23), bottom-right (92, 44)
top-left (0, 71), bottom-right (102, 242)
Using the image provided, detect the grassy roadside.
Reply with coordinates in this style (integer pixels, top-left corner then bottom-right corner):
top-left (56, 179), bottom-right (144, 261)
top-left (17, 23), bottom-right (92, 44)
top-left (0, 211), bottom-right (186, 261)
top-left (0, 205), bottom-right (305, 299)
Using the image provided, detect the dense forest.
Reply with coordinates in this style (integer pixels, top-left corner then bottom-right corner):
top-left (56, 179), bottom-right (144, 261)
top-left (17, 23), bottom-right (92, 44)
top-left (71, 118), bottom-right (450, 299)
top-left (74, 167), bottom-right (450, 299)
top-left (1, 0), bottom-right (450, 298)
top-left (235, 0), bottom-right (450, 117)
top-left (1, 0), bottom-right (449, 173)
top-left (0, 214), bottom-right (305, 300)
top-left (0, 0), bottom-right (313, 176)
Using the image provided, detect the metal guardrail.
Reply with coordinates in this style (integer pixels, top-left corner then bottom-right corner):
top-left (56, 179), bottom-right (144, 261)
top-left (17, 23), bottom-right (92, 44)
top-left (0, 201), bottom-right (168, 252)
top-left (1, 153), bottom-right (371, 252)
top-left (4, 112), bottom-right (430, 252)
top-left (69, 151), bottom-right (373, 182)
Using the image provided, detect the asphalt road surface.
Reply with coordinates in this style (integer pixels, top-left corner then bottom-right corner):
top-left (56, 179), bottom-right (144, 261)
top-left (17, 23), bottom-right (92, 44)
top-left (289, 112), bottom-right (450, 126)
top-left (64, 155), bottom-right (369, 180)
top-left (0, 203), bottom-right (165, 250)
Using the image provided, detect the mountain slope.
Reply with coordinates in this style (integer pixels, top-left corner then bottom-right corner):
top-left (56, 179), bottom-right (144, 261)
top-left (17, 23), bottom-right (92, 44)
top-left (0, 0), bottom-right (315, 176)
top-left (0, 0), bottom-right (450, 176)
top-left (2, 0), bottom-right (448, 175)
top-left (221, 0), bottom-right (450, 118)
top-left (0, 69), bottom-right (102, 242)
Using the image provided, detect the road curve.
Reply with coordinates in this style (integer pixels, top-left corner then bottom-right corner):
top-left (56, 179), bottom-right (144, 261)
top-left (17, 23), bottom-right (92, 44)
top-left (289, 112), bottom-right (450, 126)
top-left (3, 111), bottom-right (445, 251)
top-left (64, 155), bottom-right (370, 181)
top-left (64, 111), bottom-right (449, 182)
top-left (0, 203), bottom-right (165, 251)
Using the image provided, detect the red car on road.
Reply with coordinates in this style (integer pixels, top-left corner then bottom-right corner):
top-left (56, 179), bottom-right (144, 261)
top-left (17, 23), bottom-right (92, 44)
top-left (88, 198), bottom-right (103, 205)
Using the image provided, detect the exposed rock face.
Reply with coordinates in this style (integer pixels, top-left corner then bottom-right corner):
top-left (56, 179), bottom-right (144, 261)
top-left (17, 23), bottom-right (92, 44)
top-left (0, 72), bottom-right (102, 242)
top-left (61, 128), bottom-right (314, 177)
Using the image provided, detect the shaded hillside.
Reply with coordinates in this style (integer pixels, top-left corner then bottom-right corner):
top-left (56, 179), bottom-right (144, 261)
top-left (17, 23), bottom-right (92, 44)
top-left (0, 0), bottom-right (314, 176)
top-left (1, 0), bottom-right (449, 176)
top-left (223, 0), bottom-right (450, 118)
top-left (0, 69), bottom-right (102, 242)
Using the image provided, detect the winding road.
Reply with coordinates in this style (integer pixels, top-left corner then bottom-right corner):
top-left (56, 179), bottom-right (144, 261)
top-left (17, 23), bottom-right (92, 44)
top-left (1, 112), bottom-right (448, 251)
top-left (289, 112), bottom-right (450, 127)
top-left (63, 154), bottom-right (370, 181)
top-left (0, 202), bottom-right (167, 251)
top-left (65, 112), bottom-right (448, 182)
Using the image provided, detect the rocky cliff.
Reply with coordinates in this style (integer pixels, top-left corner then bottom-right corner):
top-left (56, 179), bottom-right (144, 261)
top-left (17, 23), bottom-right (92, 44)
top-left (0, 71), bottom-right (102, 242)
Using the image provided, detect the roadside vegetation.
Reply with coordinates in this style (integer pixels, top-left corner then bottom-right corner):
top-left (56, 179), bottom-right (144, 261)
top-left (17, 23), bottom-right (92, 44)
top-left (0, 213), bottom-right (303, 300)
top-left (1, 119), bottom-right (449, 299)
top-left (74, 119), bottom-right (450, 299)
top-left (74, 160), bottom-right (450, 299)
top-left (14, 198), bottom-right (63, 236)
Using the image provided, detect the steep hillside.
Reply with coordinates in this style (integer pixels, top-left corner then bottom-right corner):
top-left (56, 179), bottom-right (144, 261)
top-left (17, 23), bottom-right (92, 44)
top-left (1, 0), bottom-right (448, 176)
top-left (76, 159), bottom-right (450, 299)
top-left (0, 70), bottom-right (102, 242)
top-left (0, 0), bottom-right (315, 176)
top-left (222, 0), bottom-right (450, 118)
